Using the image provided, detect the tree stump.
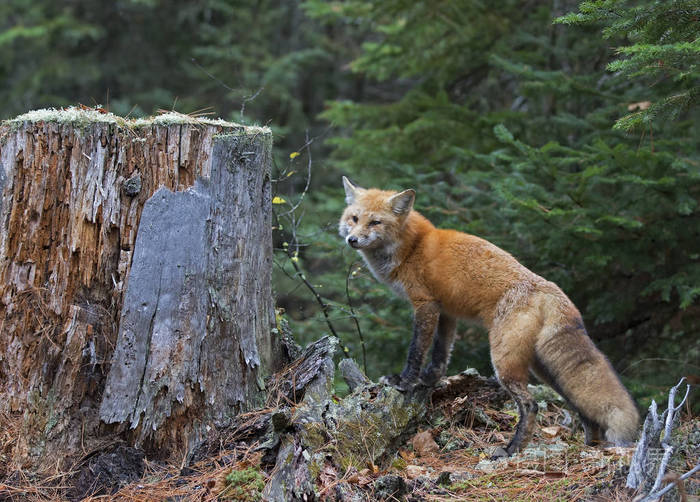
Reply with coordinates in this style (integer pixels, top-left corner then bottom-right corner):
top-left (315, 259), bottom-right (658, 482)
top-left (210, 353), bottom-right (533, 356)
top-left (0, 108), bottom-right (287, 471)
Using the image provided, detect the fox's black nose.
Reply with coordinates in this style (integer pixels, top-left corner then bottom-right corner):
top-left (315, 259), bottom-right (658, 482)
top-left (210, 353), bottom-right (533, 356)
top-left (347, 236), bottom-right (359, 247)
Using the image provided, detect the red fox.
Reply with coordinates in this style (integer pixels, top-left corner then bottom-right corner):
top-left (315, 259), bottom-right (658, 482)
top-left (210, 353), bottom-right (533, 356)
top-left (339, 177), bottom-right (639, 455)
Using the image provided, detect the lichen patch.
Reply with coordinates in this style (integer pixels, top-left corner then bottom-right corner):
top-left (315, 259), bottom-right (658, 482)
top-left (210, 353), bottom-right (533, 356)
top-left (5, 107), bottom-right (271, 134)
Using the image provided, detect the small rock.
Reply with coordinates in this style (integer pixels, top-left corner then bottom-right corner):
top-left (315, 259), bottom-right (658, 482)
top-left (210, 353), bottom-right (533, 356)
top-left (123, 173), bottom-right (142, 196)
top-left (450, 471), bottom-right (476, 483)
top-left (373, 474), bottom-right (407, 500)
top-left (436, 430), bottom-right (471, 451)
top-left (335, 482), bottom-right (365, 502)
top-left (528, 384), bottom-right (564, 404)
top-left (339, 358), bottom-right (371, 392)
top-left (474, 454), bottom-right (508, 473)
top-left (436, 471), bottom-right (451, 486)
top-left (69, 445), bottom-right (145, 500)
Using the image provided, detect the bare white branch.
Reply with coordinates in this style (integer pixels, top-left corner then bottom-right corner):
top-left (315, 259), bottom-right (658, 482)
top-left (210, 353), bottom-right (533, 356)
top-left (626, 377), bottom-right (691, 499)
top-left (639, 463), bottom-right (700, 502)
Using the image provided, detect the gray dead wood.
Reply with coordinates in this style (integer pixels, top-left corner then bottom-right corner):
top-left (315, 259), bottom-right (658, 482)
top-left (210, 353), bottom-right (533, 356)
top-left (260, 356), bottom-right (511, 501)
top-left (99, 182), bottom-right (211, 430)
top-left (100, 132), bottom-right (283, 455)
top-left (259, 338), bottom-right (427, 502)
top-left (339, 357), bottom-right (371, 392)
top-left (626, 377), bottom-right (693, 500)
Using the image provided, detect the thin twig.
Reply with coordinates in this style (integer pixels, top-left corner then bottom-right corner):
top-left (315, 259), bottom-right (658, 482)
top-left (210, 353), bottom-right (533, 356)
top-left (191, 58), bottom-right (237, 93)
top-left (279, 129), bottom-right (314, 218)
top-left (640, 463), bottom-right (700, 502)
top-left (280, 163), bottom-right (350, 356)
top-left (288, 242), bottom-right (350, 357)
top-left (346, 261), bottom-right (367, 374)
top-left (241, 87), bottom-right (264, 120)
top-left (189, 57), bottom-right (264, 120)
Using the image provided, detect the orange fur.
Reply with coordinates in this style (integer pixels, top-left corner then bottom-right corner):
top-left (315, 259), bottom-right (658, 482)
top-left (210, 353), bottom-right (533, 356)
top-left (339, 177), bottom-right (639, 455)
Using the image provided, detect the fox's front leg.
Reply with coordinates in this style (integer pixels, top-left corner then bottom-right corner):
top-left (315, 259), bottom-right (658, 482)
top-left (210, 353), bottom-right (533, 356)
top-left (397, 301), bottom-right (440, 389)
top-left (420, 314), bottom-right (457, 386)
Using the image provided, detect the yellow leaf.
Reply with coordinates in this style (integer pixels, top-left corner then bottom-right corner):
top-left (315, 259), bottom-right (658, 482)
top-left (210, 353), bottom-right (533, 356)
top-left (272, 196), bottom-right (286, 204)
top-left (289, 151), bottom-right (300, 159)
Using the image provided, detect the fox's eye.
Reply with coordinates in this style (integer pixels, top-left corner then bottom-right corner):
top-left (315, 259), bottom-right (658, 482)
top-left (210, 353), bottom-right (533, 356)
top-left (369, 220), bottom-right (381, 226)
top-left (352, 215), bottom-right (358, 223)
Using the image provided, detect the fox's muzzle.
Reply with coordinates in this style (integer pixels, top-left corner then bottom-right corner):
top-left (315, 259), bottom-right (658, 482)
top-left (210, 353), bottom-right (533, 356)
top-left (346, 235), bottom-right (360, 248)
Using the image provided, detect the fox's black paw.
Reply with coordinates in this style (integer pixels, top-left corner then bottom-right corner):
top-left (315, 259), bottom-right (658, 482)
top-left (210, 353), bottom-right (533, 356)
top-left (418, 367), bottom-right (442, 387)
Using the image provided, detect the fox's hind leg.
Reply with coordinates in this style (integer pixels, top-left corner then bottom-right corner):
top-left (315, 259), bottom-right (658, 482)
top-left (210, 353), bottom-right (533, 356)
top-left (498, 380), bottom-right (538, 456)
top-left (582, 418), bottom-right (604, 446)
top-left (490, 311), bottom-right (540, 456)
top-left (420, 314), bottom-right (457, 386)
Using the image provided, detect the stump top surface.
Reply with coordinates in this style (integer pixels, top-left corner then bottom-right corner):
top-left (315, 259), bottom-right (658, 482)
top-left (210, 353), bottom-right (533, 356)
top-left (3, 107), bottom-right (271, 135)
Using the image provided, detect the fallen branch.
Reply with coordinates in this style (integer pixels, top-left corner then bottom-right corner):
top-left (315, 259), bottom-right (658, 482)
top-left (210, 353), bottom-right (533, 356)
top-left (638, 464), bottom-right (700, 502)
top-left (627, 377), bottom-right (692, 500)
top-left (262, 343), bottom-right (427, 501)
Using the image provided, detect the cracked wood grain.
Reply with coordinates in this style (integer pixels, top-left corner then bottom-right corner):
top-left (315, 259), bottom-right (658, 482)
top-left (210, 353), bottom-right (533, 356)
top-left (0, 117), bottom-right (285, 469)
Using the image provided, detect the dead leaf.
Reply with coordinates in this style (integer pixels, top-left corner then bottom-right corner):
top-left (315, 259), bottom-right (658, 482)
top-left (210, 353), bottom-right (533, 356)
top-left (347, 468), bottom-right (372, 486)
top-left (405, 465), bottom-right (426, 479)
top-left (319, 463), bottom-right (337, 488)
top-left (412, 430), bottom-right (439, 456)
top-left (399, 449), bottom-right (415, 462)
top-left (545, 471), bottom-right (566, 479)
top-left (541, 426), bottom-right (560, 438)
top-left (357, 474), bottom-right (372, 486)
top-left (517, 468), bottom-right (545, 476)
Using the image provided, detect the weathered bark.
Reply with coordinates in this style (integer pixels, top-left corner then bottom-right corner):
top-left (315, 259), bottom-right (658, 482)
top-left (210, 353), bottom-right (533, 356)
top-left (216, 336), bottom-right (428, 502)
top-left (0, 109), bottom-right (286, 471)
top-left (339, 357), bottom-right (371, 392)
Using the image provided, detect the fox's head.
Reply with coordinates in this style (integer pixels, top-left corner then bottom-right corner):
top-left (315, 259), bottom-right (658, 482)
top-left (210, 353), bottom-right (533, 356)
top-left (339, 176), bottom-right (415, 250)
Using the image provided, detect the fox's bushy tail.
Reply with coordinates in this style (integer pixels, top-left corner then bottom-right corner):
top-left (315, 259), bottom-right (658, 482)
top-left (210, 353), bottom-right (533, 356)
top-left (534, 322), bottom-right (639, 445)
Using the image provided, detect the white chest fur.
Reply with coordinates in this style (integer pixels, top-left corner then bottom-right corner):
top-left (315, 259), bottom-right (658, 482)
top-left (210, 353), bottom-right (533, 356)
top-left (359, 248), bottom-right (406, 297)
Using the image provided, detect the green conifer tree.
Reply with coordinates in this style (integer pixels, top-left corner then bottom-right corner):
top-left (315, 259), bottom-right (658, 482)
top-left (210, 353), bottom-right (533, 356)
top-left (304, 0), bottom-right (700, 394)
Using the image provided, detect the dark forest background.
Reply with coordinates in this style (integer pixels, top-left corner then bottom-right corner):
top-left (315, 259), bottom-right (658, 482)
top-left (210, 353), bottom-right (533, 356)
top-left (2, 0), bottom-right (698, 406)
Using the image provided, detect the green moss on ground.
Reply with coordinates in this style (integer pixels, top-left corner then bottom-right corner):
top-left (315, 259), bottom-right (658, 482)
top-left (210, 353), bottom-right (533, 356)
top-left (220, 467), bottom-right (265, 501)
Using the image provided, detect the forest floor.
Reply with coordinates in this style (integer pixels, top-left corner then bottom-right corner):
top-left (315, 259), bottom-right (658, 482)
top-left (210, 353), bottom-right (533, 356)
top-left (1, 371), bottom-right (697, 502)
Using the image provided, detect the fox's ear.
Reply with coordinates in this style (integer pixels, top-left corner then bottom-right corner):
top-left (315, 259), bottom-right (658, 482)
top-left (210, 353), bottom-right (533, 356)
top-left (389, 189), bottom-right (415, 215)
top-left (342, 176), bottom-right (364, 204)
